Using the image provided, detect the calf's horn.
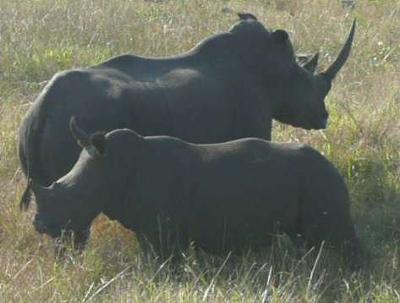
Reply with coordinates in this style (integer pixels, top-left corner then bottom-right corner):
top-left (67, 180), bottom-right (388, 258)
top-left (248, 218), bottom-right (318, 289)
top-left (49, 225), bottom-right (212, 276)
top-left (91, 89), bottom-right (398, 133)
top-left (322, 19), bottom-right (356, 80)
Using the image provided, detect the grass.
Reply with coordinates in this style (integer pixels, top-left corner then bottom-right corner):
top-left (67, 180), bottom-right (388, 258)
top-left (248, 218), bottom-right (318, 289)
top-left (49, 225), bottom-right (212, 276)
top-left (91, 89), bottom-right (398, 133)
top-left (0, 0), bottom-right (399, 301)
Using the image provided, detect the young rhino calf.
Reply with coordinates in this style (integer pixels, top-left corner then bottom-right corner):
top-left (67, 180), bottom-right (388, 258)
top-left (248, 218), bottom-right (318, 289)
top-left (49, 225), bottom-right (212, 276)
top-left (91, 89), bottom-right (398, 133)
top-left (32, 118), bottom-right (361, 264)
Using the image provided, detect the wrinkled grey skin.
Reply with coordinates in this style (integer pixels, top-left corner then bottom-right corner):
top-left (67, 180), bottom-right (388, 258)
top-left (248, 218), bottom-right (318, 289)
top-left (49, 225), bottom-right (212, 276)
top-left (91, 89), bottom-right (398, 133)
top-left (32, 119), bottom-right (362, 265)
top-left (19, 14), bottom-right (356, 209)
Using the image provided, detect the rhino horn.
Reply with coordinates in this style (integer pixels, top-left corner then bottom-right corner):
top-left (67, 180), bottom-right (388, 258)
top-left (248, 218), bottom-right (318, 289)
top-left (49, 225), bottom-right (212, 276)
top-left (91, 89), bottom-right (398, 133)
top-left (69, 117), bottom-right (103, 158)
top-left (303, 52), bottom-right (319, 73)
top-left (322, 19), bottom-right (356, 80)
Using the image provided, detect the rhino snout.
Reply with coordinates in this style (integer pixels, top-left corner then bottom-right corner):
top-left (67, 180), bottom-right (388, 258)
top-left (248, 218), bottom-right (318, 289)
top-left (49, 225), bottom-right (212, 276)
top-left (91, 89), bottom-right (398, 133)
top-left (33, 216), bottom-right (62, 238)
top-left (33, 219), bottom-right (48, 234)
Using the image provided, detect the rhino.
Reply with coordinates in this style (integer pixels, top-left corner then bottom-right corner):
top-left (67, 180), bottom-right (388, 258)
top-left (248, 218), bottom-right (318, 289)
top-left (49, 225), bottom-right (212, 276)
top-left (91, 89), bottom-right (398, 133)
top-left (19, 14), bottom-right (356, 209)
top-left (31, 118), bottom-right (362, 265)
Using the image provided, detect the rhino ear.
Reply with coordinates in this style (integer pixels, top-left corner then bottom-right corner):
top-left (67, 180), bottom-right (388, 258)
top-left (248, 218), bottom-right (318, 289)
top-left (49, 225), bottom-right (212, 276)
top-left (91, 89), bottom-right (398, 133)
top-left (237, 13), bottom-right (257, 21)
top-left (70, 117), bottom-right (105, 158)
top-left (70, 116), bottom-right (90, 149)
top-left (89, 132), bottom-right (107, 157)
top-left (272, 29), bottom-right (289, 44)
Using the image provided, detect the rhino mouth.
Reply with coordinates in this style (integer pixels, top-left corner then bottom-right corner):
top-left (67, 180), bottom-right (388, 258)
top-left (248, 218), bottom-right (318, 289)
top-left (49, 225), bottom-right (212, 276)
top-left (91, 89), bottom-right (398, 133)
top-left (34, 218), bottom-right (63, 238)
top-left (34, 218), bottom-right (90, 251)
top-left (303, 111), bottom-right (329, 130)
top-left (307, 120), bottom-right (328, 130)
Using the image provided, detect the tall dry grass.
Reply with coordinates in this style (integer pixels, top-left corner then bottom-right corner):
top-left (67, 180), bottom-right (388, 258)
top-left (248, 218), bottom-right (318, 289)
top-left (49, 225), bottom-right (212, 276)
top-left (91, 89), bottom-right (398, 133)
top-left (0, 0), bottom-right (399, 301)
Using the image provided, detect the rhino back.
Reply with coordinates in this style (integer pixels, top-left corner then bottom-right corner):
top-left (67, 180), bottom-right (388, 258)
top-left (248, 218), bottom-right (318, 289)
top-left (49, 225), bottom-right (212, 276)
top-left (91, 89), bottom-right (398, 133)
top-left (30, 69), bottom-right (138, 182)
top-left (24, 58), bottom-right (244, 181)
top-left (179, 139), bottom-right (302, 251)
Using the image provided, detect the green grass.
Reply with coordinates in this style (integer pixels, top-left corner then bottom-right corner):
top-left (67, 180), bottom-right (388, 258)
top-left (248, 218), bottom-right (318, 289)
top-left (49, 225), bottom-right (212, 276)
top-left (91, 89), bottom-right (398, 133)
top-left (0, 0), bottom-right (399, 301)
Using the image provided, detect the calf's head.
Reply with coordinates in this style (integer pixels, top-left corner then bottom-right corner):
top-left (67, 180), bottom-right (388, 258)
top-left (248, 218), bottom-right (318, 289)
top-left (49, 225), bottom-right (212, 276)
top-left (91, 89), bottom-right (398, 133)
top-left (31, 117), bottom-right (143, 248)
top-left (230, 14), bottom-right (356, 130)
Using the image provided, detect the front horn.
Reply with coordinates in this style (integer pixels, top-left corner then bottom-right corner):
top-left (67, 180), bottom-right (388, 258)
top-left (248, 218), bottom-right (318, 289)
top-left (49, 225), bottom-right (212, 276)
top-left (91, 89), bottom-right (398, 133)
top-left (322, 19), bottom-right (356, 80)
top-left (69, 117), bottom-right (102, 158)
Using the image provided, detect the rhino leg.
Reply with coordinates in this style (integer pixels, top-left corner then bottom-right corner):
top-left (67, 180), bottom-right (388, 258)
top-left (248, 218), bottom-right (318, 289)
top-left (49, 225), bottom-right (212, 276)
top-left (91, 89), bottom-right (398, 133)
top-left (53, 228), bottom-right (91, 260)
top-left (138, 219), bottom-right (189, 262)
top-left (294, 152), bottom-right (364, 269)
top-left (300, 202), bottom-right (363, 269)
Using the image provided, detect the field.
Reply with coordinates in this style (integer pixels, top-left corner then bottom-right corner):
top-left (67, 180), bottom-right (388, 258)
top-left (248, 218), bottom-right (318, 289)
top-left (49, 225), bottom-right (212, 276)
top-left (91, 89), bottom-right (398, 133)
top-left (0, 0), bottom-right (399, 301)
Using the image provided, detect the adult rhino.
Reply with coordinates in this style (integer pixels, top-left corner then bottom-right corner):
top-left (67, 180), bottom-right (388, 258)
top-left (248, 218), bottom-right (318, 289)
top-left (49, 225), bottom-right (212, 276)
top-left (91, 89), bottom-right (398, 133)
top-left (32, 118), bottom-right (362, 266)
top-left (19, 14), bottom-right (356, 209)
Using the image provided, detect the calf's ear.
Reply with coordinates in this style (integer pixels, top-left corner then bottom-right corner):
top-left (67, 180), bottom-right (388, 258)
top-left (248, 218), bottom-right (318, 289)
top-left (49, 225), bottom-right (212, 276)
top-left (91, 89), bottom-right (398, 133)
top-left (69, 116), bottom-right (106, 158)
top-left (70, 116), bottom-right (90, 149)
top-left (89, 132), bottom-right (107, 157)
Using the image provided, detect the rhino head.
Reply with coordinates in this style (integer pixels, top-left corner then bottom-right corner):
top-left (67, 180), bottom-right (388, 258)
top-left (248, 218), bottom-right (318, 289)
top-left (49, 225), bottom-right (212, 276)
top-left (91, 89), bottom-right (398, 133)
top-left (231, 14), bottom-right (356, 130)
top-left (31, 118), bottom-right (142, 249)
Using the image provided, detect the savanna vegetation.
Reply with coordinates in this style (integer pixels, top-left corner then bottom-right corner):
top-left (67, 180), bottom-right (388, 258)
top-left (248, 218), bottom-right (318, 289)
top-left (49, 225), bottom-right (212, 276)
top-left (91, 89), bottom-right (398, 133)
top-left (0, 0), bottom-right (399, 301)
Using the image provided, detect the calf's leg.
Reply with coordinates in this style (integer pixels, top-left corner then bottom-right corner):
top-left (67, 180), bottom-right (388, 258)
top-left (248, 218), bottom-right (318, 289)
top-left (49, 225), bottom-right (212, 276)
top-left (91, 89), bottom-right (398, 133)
top-left (137, 220), bottom-right (189, 262)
